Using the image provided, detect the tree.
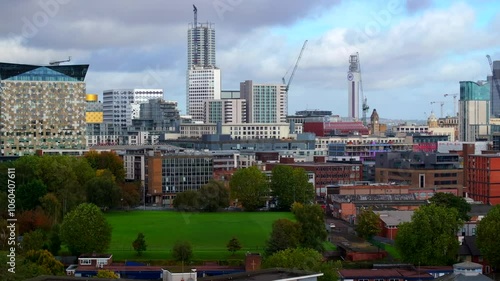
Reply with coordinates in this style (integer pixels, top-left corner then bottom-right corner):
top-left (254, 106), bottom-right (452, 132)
top-left (265, 219), bottom-right (301, 256)
top-left (271, 166), bottom-right (315, 210)
top-left (132, 233), bottom-right (147, 256)
top-left (60, 203), bottom-right (112, 256)
top-left (121, 181), bottom-right (141, 208)
top-left (173, 190), bottom-right (200, 211)
top-left (395, 204), bottom-right (461, 265)
top-left (24, 249), bottom-right (65, 276)
top-left (47, 225), bottom-right (61, 256)
top-left (17, 207), bottom-right (52, 235)
top-left (21, 229), bottom-right (48, 253)
top-left (292, 203), bottom-right (327, 251)
top-left (85, 170), bottom-right (121, 210)
top-left (16, 180), bottom-right (47, 211)
top-left (227, 237), bottom-right (242, 255)
top-left (96, 270), bottom-right (119, 279)
top-left (84, 151), bottom-right (126, 183)
top-left (263, 248), bottom-right (341, 281)
top-left (40, 193), bottom-right (62, 225)
top-left (477, 205), bottom-right (500, 269)
top-left (355, 208), bottom-right (381, 240)
top-left (172, 240), bottom-right (193, 263)
top-left (429, 192), bottom-right (471, 221)
top-left (230, 166), bottom-right (269, 211)
top-left (198, 180), bottom-right (230, 212)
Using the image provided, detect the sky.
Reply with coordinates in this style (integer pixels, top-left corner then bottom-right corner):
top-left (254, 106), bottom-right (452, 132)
top-left (0, 0), bottom-right (499, 120)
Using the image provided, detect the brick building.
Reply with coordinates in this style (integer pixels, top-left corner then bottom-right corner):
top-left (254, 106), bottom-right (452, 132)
top-left (467, 154), bottom-right (500, 205)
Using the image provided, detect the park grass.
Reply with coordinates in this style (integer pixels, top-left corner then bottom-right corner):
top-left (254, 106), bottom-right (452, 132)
top-left (105, 211), bottom-right (294, 261)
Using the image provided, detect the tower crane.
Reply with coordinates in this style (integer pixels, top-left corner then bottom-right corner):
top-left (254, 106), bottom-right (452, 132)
top-left (357, 53), bottom-right (369, 125)
top-left (487, 55), bottom-right (493, 71)
top-left (49, 56), bottom-right (71, 66)
top-left (282, 40), bottom-right (308, 94)
top-left (444, 93), bottom-right (458, 117)
top-left (430, 101), bottom-right (445, 118)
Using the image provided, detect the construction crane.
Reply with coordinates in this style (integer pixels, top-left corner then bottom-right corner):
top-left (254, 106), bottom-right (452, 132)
top-left (487, 55), bottom-right (493, 71)
top-left (49, 56), bottom-right (71, 66)
top-left (430, 101), bottom-right (445, 118)
top-left (444, 93), bottom-right (458, 117)
top-left (357, 52), bottom-right (369, 125)
top-left (282, 40), bottom-right (308, 94)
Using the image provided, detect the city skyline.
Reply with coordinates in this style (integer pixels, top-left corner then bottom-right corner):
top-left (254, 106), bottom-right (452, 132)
top-left (0, 0), bottom-right (499, 119)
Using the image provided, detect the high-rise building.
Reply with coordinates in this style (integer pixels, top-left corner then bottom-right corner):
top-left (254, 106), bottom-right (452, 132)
top-left (134, 98), bottom-right (180, 131)
top-left (0, 62), bottom-right (89, 155)
top-left (204, 99), bottom-right (246, 124)
top-left (459, 80), bottom-right (490, 142)
top-left (490, 61), bottom-right (500, 117)
top-left (187, 66), bottom-right (221, 122)
top-left (187, 6), bottom-right (215, 69)
top-left (102, 89), bottom-right (163, 128)
top-left (347, 54), bottom-right (361, 120)
top-left (240, 80), bottom-right (287, 123)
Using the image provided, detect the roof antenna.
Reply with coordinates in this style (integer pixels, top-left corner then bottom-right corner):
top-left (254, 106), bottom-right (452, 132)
top-left (49, 56), bottom-right (71, 66)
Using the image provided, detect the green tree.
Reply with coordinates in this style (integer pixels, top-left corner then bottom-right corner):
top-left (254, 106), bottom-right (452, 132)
top-left (355, 208), bottom-right (381, 240)
top-left (96, 270), bottom-right (119, 279)
top-left (85, 170), bottom-right (121, 210)
top-left (292, 203), bottom-right (327, 251)
top-left (476, 205), bottom-right (500, 269)
top-left (24, 249), bottom-right (65, 276)
top-left (230, 166), bottom-right (269, 211)
top-left (84, 151), bottom-right (126, 183)
top-left (395, 204), bottom-right (461, 265)
top-left (132, 233), bottom-right (147, 256)
top-left (172, 240), bottom-right (193, 263)
top-left (121, 181), bottom-right (141, 208)
top-left (198, 180), bottom-right (230, 212)
top-left (16, 180), bottom-right (47, 211)
top-left (263, 248), bottom-right (341, 281)
top-left (40, 193), bottom-right (62, 225)
top-left (173, 190), bottom-right (200, 211)
top-left (60, 203), bottom-right (112, 256)
top-left (429, 192), bottom-right (471, 221)
top-left (271, 166), bottom-right (315, 211)
top-left (227, 237), bottom-right (242, 255)
top-left (265, 219), bottom-right (301, 256)
top-left (47, 225), bottom-right (61, 256)
top-left (21, 229), bottom-right (48, 253)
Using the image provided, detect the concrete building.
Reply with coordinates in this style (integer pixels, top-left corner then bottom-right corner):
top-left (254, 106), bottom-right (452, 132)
top-left (466, 154), bottom-right (500, 205)
top-left (85, 94), bottom-right (103, 123)
top-left (221, 90), bottom-right (240, 99)
top-left (204, 99), bottom-right (246, 124)
top-left (459, 81), bottom-right (490, 142)
top-left (240, 80), bottom-right (287, 124)
top-left (375, 151), bottom-right (464, 195)
top-left (133, 98), bottom-right (180, 131)
top-left (187, 66), bottom-right (221, 122)
top-left (187, 19), bottom-right (215, 69)
top-left (102, 89), bottom-right (163, 128)
top-left (347, 53), bottom-right (361, 120)
top-left (0, 62), bottom-right (89, 156)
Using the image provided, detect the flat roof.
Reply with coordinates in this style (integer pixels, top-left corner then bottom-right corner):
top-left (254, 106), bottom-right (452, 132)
top-left (199, 268), bottom-right (322, 281)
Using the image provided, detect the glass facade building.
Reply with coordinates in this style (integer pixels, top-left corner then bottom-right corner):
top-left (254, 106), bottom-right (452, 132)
top-left (0, 63), bottom-right (89, 156)
top-left (459, 81), bottom-right (490, 141)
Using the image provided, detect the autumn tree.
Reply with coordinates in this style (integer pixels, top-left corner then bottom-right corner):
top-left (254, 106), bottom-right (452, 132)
top-left (24, 249), bottom-right (65, 276)
top-left (40, 193), bottom-right (62, 225)
top-left (292, 203), bottom-right (328, 251)
top-left (198, 180), bottom-right (230, 212)
top-left (355, 208), bottom-right (381, 240)
top-left (395, 204), bottom-right (461, 265)
top-left (429, 192), bottom-right (471, 221)
top-left (227, 237), bottom-right (242, 255)
top-left (21, 229), bottom-right (48, 253)
top-left (173, 191), bottom-right (200, 211)
top-left (271, 165), bottom-right (315, 210)
top-left (60, 203), bottom-right (112, 256)
top-left (172, 240), bottom-right (193, 263)
top-left (265, 219), bottom-right (301, 256)
top-left (17, 207), bottom-right (52, 235)
top-left (264, 248), bottom-right (341, 281)
top-left (96, 270), bottom-right (119, 279)
top-left (477, 205), bottom-right (500, 269)
top-left (84, 151), bottom-right (126, 183)
top-left (85, 170), bottom-right (121, 210)
top-left (121, 181), bottom-right (141, 207)
top-left (132, 233), bottom-right (147, 256)
top-left (230, 166), bottom-right (269, 211)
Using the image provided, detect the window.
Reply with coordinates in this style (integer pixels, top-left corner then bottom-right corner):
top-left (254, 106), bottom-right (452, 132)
top-left (80, 259), bottom-right (91, 265)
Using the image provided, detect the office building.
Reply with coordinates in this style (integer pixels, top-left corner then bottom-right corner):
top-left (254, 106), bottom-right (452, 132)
top-left (187, 66), bottom-right (221, 122)
top-left (490, 60), bottom-right (500, 117)
top-left (347, 53), bottom-right (361, 120)
top-left (102, 89), bottom-right (163, 128)
top-left (459, 81), bottom-right (490, 142)
top-left (0, 62), bottom-right (88, 156)
top-left (187, 13), bottom-right (215, 69)
top-left (204, 99), bottom-right (246, 124)
top-left (467, 154), bottom-right (500, 205)
top-left (240, 80), bottom-right (287, 123)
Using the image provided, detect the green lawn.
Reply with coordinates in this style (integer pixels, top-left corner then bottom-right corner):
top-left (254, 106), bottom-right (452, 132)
top-left (105, 211), bottom-right (294, 261)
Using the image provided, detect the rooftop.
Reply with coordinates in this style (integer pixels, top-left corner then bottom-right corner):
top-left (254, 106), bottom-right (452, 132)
top-left (199, 268), bottom-right (322, 281)
top-left (0, 62), bottom-right (89, 81)
top-left (375, 210), bottom-right (414, 226)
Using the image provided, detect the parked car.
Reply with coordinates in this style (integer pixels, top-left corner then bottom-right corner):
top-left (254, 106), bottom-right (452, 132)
top-left (329, 222), bottom-right (336, 229)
